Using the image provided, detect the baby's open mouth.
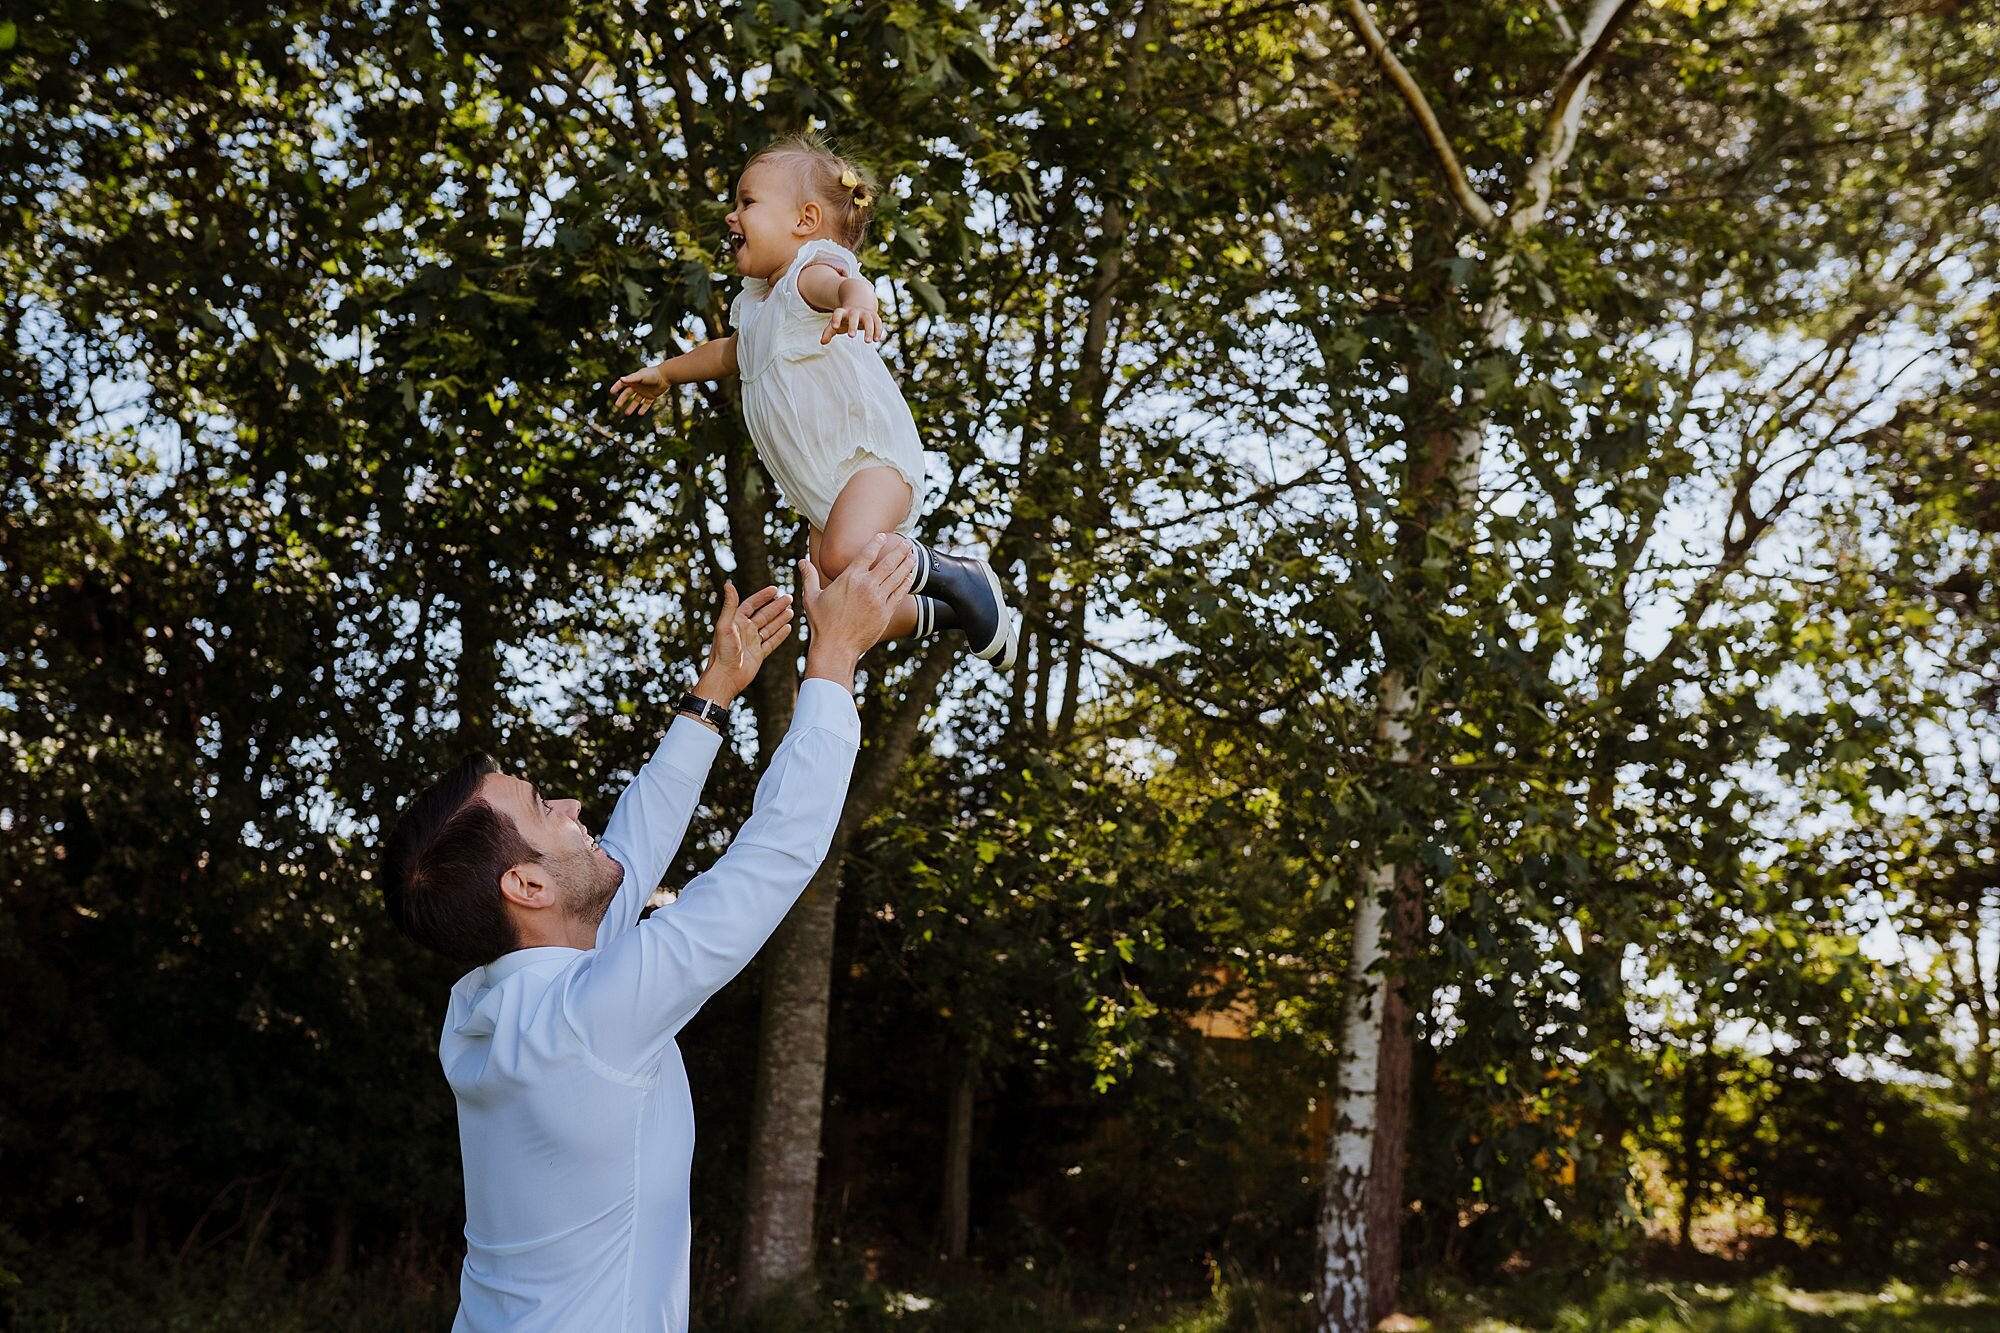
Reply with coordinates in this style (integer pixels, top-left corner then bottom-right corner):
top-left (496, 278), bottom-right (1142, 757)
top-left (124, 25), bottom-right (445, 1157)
top-left (726, 230), bottom-right (746, 253)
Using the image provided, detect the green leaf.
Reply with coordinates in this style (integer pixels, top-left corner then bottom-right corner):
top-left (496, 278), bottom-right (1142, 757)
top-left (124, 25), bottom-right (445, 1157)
top-left (906, 277), bottom-right (946, 316)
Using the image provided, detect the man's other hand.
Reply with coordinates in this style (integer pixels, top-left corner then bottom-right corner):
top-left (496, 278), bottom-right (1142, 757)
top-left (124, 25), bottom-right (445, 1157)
top-left (695, 582), bottom-right (795, 705)
top-left (798, 535), bottom-right (916, 687)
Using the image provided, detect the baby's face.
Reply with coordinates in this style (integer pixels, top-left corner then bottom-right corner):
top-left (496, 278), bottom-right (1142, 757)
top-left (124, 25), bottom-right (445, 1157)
top-left (725, 160), bottom-right (807, 280)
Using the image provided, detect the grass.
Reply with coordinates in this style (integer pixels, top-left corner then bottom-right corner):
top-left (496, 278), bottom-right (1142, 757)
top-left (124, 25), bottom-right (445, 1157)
top-left (705, 1268), bottom-right (2000, 1333)
top-left (7, 1245), bottom-right (1996, 1333)
top-left (1374, 1274), bottom-right (2000, 1333)
top-left (3, 1246), bottom-right (458, 1333)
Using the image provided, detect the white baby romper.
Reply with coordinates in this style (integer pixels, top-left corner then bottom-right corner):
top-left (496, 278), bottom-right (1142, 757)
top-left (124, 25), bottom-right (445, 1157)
top-left (729, 238), bottom-right (928, 536)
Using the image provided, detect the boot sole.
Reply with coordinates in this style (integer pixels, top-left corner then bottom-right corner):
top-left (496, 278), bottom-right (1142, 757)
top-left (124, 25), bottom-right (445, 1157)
top-left (971, 560), bottom-right (1019, 671)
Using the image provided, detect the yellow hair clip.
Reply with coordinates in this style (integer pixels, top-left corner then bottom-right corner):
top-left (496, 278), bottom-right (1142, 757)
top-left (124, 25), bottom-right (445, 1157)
top-left (839, 168), bottom-right (860, 190)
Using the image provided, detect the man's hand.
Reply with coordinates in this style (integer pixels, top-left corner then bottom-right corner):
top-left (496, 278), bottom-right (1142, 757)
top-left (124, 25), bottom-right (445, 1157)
top-left (798, 534), bottom-right (916, 688)
top-left (610, 362), bottom-right (670, 416)
top-left (693, 582), bottom-right (795, 708)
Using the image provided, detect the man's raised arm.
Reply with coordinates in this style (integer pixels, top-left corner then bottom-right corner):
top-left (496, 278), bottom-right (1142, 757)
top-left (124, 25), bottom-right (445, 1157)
top-left (590, 717), bottom-right (724, 950)
top-left (592, 584), bottom-right (796, 948)
top-left (567, 536), bottom-right (916, 1072)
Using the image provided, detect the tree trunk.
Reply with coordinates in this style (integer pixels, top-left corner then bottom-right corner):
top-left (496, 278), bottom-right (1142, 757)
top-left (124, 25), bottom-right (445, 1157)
top-left (1055, 588), bottom-right (1086, 741)
top-left (1317, 671), bottom-right (1415, 1333)
top-left (1580, 760), bottom-right (1637, 1217)
top-left (454, 571), bottom-right (501, 754)
top-left (730, 0), bottom-right (1155, 1297)
top-left (721, 443), bottom-right (798, 746)
top-left (1313, 5), bottom-right (1634, 1323)
top-left (1319, 365), bottom-right (1487, 1333)
top-left (939, 1051), bottom-right (976, 1260)
top-left (727, 0), bottom-right (1159, 1292)
top-left (733, 653), bottom-right (953, 1314)
top-left (1676, 1047), bottom-right (1710, 1253)
top-left (1366, 866), bottom-right (1422, 1323)
top-left (735, 857), bottom-right (842, 1314)
top-left (326, 1203), bottom-right (353, 1278)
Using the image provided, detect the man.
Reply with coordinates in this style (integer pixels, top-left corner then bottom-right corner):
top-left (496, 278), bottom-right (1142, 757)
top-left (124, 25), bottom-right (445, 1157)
top-left (379, 535), bottom-right (915, 1332)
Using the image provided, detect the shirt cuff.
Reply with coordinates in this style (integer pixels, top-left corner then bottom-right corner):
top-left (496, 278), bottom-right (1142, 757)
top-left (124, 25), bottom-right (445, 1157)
top-left (793, 677), bottom-right (862, 746)
top-left (655, 710), bottom-right (727, 774)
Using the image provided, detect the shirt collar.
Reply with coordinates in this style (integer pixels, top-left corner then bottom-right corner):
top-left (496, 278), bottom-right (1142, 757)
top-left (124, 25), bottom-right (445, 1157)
top-left (481, 946), bottom-right (576, 985)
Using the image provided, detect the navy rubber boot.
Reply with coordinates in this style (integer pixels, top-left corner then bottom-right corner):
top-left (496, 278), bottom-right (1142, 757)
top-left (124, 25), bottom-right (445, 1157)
top-left (908, 540), bottom-right (1019, 669)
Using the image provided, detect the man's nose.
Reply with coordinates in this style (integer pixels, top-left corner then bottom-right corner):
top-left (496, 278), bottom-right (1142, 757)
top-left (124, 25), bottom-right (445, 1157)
top-left (556, 799), bottom-right (582, 822)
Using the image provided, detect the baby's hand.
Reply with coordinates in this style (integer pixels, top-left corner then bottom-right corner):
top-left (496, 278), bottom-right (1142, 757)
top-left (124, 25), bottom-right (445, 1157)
top-left (610, 363), bottom-right (668, 416)
top-left (821, 279), bottom-right (884, 345)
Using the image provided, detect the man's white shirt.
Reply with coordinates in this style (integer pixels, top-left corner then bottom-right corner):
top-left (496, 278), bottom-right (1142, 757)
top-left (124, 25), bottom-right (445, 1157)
top-left (439, 679), bottom-right (859, 1332)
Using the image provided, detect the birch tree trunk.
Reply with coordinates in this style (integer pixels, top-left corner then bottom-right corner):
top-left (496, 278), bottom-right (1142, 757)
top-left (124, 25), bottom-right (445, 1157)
top-left (1316, 665), bottom-right (1419, 1331)
top-left (1318, 361), bottom-right (1502, 1333)
top-left (1315, 3), bottom-right (1640, 1326)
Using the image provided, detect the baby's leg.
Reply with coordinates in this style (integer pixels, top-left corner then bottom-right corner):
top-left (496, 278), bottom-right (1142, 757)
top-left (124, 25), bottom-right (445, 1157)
top-left (820, 467), bottom-right (920, 643)
top-left (821, 465), bottom-right (1019, 667)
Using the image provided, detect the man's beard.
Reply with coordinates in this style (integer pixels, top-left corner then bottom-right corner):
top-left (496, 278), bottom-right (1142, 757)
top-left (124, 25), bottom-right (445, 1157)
top-left (556, 847), bottom-right (626, 929)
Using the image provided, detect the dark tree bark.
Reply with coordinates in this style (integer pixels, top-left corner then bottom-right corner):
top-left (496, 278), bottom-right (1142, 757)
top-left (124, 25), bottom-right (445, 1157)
top-left (1677, 1043), bottom-right (1713, 1252)
top-left (1364, 866), bottom-right (1422, 1326)
top-left (939, 1050), bottom-right (977, 1260)
top-left (734, 651), bottom-right (953, 1314)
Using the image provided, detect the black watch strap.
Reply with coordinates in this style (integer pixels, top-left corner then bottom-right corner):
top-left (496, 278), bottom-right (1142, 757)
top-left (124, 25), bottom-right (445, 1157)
top-left (676, 691), bottom-right (731, 730)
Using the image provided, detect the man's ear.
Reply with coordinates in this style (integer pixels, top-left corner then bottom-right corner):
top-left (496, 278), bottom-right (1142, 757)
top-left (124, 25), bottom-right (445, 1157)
top-left (499, 863), bottom-right (551, 910)
top-left (795, 200), bottom-right (823, 236)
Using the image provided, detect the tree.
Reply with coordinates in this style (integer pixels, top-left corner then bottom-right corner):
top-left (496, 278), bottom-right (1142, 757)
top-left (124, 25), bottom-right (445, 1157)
top-left (1247, 1), bottom-right (1998, 1323)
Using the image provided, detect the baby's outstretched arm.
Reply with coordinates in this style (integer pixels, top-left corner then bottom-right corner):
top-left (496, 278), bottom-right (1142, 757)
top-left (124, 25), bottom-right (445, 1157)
top-left (611, 335), bottom-right (739, 416)
top-left (796, 263), bottom-right (883, 345)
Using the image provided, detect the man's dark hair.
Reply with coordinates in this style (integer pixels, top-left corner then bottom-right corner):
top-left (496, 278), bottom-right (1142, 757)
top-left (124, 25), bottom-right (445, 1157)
top-left (380, 753), bottom-right (539, 966)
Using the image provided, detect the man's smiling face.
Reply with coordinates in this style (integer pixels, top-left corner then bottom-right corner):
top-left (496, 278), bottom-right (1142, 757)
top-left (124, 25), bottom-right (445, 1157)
top-left (479, 771), bottom-right (625, 927)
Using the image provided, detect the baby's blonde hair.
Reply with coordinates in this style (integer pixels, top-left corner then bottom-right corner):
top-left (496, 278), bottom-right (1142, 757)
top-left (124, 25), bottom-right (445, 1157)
top-left (747, 130), bottom-right (878, 251)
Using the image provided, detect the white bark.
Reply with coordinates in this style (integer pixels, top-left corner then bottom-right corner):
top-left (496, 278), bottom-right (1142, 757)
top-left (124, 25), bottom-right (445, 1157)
top-left (1317, 672), bottom-right (1413, 1333)
top-left (1518, 0), bottom-right (1642, 236)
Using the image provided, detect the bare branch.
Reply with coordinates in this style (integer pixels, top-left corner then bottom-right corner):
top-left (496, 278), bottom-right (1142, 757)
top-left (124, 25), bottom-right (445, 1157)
top-left (1017, 605), bottom-right (1255, 723)
top-left (1543, 0), bottom-right (1577, 44)
top-left (1337, 0), bottom-right (1499, 231)
top-left (1544, 0), bottom-right (1645, 146)
top-left (1516, 0), bottom-right (1645, 228)
top-left (1098, 460), bottom-right (1336, 538)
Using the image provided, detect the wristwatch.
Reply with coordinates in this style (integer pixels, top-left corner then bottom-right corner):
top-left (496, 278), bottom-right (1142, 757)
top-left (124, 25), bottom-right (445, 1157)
top-left (675, 691), bottom-right (732, 733)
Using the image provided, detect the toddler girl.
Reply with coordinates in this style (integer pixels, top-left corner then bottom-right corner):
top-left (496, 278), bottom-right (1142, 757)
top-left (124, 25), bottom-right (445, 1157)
top-left (611, 132), bottom-right (1018, 669)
